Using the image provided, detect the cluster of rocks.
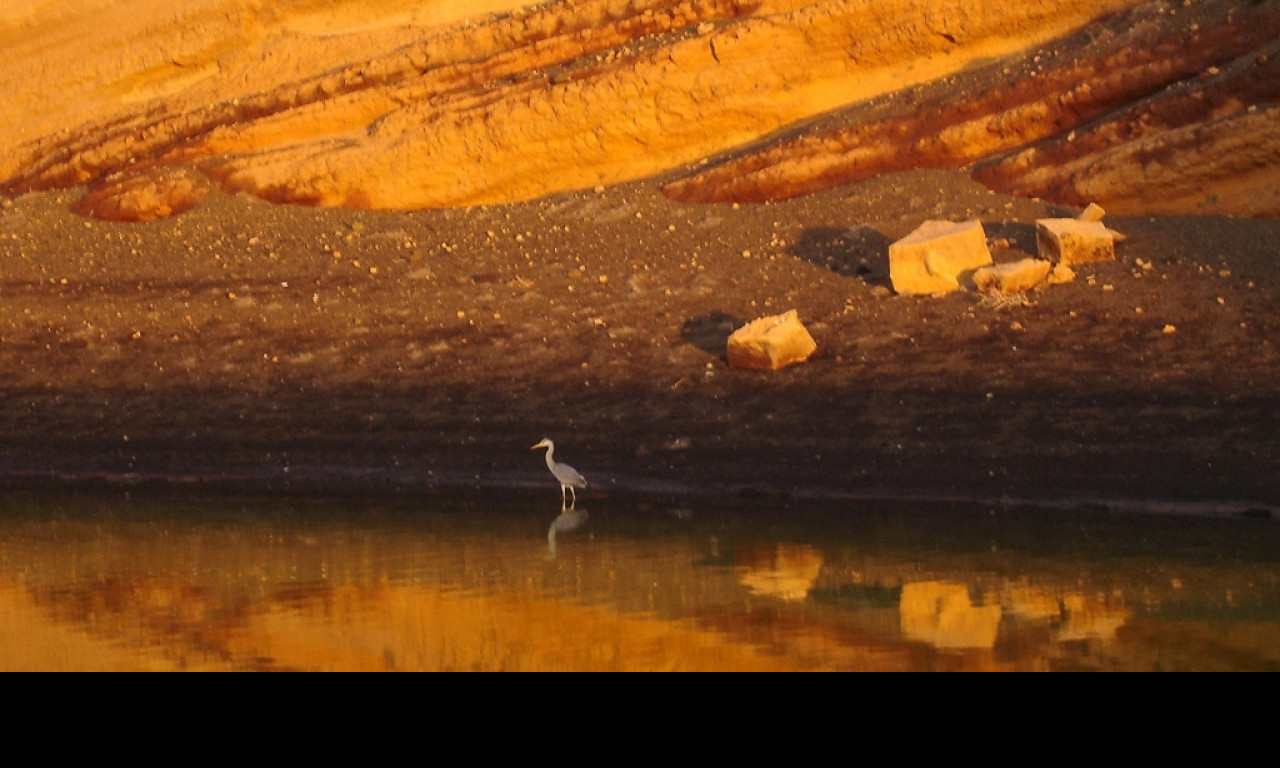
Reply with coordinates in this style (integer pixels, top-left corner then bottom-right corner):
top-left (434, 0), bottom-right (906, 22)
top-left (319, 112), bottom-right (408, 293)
top-left (724, 204), bottom-right (1120, 372)
top-left (888, 204), bottom-right (1118, 297)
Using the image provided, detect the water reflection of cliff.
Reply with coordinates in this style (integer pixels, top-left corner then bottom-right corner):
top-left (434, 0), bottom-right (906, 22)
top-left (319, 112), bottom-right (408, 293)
top-left (2, 494), bottom-right (1279, 671)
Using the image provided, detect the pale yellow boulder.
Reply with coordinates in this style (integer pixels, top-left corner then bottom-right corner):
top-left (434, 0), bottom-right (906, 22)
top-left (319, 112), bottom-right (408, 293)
top-left (1036, 218), bottom-right (1115, 265)
top-left (726, 310), bottom-right (817, 371)
top-left (973, 258), bottom-right (1052, 295)
top-left (889, 220), bottom-right (993, 296)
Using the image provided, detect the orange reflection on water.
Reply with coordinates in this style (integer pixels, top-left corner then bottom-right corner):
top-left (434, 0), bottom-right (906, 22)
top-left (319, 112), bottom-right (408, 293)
top-left (221, 585), bottom-right (810, 672)
top-left (0, 574), bottom-right (863, 672)
top-left (900, 581), bottom-right (1004, 650)
top-left (0, 572), bottom-right (1152, 671)
top-left (735, 543), bottom-right (823, 601)
top-left (3, 492), bottom-right (1280, 671)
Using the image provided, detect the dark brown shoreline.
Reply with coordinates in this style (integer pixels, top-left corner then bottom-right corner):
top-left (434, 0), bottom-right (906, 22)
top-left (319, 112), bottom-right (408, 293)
top-left (0, 465), bottom-right (1273, 523)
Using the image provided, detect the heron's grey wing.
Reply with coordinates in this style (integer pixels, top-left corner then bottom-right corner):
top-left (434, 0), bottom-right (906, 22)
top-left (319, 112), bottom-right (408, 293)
top-left (557, 463), bottom-right (587, 487)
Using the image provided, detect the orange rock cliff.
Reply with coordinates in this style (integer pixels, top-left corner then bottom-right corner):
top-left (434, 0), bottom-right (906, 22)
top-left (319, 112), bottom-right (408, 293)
top-left (2, 0), bottom-right (1277, 221)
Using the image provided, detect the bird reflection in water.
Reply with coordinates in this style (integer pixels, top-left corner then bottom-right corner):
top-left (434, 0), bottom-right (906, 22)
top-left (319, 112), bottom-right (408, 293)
top-left (547, 504), bottom-right (588, 560)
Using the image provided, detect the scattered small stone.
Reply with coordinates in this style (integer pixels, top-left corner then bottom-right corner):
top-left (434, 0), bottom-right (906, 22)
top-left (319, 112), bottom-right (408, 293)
top-left (1162, 324), bottom-right (1177, 334)
top-left (1077, 202), bottom-right (1107, 222)
top-left (1047, 263), bottom-right (1076, 285)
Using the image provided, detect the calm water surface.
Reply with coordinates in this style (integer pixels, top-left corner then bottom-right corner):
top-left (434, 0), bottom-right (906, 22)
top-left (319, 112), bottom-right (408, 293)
top-left (1, 488), bottom-right (1278, 671)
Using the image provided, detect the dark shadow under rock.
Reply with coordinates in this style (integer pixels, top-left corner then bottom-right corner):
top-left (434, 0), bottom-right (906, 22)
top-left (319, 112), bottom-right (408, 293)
top-left (789, 226), bottom-right (893, 288)
top-left (681, 311), bottom-right (745, 357)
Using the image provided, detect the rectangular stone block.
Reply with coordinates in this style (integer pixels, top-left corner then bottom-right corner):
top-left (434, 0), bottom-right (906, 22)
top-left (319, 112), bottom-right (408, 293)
top-left (889, 220), bottom-right (993, 296)
top-left (1036, 218), bottom-right (1115, 265)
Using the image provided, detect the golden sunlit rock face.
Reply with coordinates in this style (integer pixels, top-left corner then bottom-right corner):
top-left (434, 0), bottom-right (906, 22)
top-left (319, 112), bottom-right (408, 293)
top-left (664, 0), bottom-right (1280, 217)
top-left (2, 0), bottom-right (1277, 220)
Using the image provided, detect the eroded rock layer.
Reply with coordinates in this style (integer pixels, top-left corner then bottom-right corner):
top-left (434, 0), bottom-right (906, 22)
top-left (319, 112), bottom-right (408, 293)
top-left (2, 0), bottom-right (1276, 219)
top-left (663, 0), bottom-right (1280, 217)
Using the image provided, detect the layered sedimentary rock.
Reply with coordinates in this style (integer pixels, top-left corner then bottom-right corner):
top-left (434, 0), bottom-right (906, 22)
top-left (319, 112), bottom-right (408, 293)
top-left (2, 0), bottom-right (1277, 220)
top-left (663, 0), bottom-right (1280, 218)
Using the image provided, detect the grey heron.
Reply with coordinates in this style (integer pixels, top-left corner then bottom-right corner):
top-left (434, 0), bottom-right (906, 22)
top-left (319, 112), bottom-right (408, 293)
top-left (531, 438), bottom-right (587, 503)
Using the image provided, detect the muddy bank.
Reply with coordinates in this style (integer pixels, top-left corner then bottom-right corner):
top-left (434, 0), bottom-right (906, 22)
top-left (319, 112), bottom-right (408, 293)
top-left (1, 170), bottom-right (1278, 512)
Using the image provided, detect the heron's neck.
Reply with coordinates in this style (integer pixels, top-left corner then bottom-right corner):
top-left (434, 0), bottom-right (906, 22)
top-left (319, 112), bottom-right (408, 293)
top-left (543, 446), bottom-right (556, 469)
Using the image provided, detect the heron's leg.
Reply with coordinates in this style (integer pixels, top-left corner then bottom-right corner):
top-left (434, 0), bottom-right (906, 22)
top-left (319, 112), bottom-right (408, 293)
top-left (569, 485), bottom-right (577, 503)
